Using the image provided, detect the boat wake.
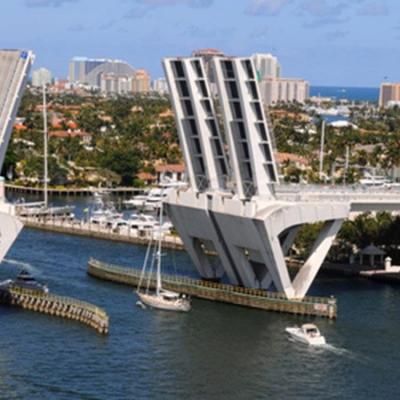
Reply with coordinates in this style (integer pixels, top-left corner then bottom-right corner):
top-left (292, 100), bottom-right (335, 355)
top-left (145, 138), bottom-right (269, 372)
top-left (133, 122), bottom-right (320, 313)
top-left (287, 336), bottom-right (352, 357)
top-left (318, 343), bottom-right (350, 355)
top-left (136, 300), bottom-right (147, 310)
top-left (3, 258), bottom-right (41, 275)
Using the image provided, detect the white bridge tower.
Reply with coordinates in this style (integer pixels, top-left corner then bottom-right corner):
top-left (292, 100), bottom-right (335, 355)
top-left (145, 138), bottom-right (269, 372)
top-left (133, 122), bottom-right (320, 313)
top-left (163, 56), bottom-right (348, 300)
top-left (0, 49), bottom-right (34, 262)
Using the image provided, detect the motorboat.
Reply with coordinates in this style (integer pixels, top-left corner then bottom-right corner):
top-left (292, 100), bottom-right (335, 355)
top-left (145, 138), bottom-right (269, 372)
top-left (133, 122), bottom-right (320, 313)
top-left (123, 193), bottom-right (148, 209)
top-left (6, 270), bottom-right (49, 294)
top-left (285, 324), bottom-right (326, 346)
top-left (120, 213), bottom-right (172, 236)
top-left (123, 187), bottom-right (173, 211)
top-left (89, 197), bottom-right (122, 226)
top-left (143, 188), bottom-right (169, 211)
top-left (359, 173), bottom-right (391, 188)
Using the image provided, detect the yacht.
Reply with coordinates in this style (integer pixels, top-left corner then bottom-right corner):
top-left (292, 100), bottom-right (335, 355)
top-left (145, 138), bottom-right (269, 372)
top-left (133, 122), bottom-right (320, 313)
top-left (359, 173), bottom-right (391, 187)
top-left (123, 193), bottom-right (148, 209)
top-left (120, 213), bottom-right (172, 236)
top-left (0, 270), bottom-right (49, 294)
top-left (123, 183), bottom-right (186, 210)
top-left (285, 324), bottom-right (326, 346)
top-left (89, 196), bottom-right (122, 226)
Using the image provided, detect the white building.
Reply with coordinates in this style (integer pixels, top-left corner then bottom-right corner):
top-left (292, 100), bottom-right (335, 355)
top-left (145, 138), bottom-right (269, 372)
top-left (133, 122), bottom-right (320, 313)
top-left (259, 77), bottom-right (309, 105)
top-left (251, 53), bottom-right (281, 80)
top-left (100, 73), bottom-right (132, 95)
top-left (31, 67), bottom-right (52, 87)
top-left (153, 78), bottom-right (168, 95)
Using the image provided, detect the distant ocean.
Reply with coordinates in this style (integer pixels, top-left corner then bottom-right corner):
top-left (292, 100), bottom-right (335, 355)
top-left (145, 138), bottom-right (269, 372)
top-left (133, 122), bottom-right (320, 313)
top-left (310, 86), bottom-right (379, 102)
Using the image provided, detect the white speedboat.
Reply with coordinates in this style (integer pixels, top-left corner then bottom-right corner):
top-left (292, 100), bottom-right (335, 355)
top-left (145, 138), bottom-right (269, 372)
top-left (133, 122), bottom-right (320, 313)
top-left (285, 324), bottom-right (326, 346)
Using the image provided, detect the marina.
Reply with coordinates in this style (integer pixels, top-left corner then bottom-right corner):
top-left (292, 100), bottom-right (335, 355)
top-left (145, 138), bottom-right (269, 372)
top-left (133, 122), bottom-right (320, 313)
top-left (21, 215), bottom-right (185, 250)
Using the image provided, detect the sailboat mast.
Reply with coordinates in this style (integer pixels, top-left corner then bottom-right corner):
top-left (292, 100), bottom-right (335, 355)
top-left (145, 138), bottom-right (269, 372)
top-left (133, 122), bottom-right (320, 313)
top-left (42, 84), bottom-right (48, 208)
top-left (156, 200), bottom-right (164, 295)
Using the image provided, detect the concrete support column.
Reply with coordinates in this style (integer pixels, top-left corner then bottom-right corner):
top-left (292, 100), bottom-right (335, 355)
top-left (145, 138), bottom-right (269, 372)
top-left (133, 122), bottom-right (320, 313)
top-left (292, 219), bottom-right (344, 299)
top-left (281, 225), bottom-right (301, 256)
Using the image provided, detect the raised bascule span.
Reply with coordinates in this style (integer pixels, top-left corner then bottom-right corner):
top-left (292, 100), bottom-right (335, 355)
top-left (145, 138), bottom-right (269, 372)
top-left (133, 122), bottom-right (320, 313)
top-left (0, 49), bottom-right (34, 262)
top-left (163, 56), bottom-right (400, 300)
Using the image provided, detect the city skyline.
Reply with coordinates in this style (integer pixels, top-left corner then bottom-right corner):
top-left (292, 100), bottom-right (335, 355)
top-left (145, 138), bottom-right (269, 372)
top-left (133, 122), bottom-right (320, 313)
top-left (1, 0), bottom-right (399, 87)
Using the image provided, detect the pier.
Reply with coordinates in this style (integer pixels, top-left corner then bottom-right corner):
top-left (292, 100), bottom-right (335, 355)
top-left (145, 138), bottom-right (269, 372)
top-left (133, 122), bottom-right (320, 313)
top-left (22, 216), bottom-right (185, 250)
top-left (87, 258), bottom-right (337, 319)
top-left (6, 183), bottom-right (143, 197)
top-left (0, 285), bottom-right (109, 334)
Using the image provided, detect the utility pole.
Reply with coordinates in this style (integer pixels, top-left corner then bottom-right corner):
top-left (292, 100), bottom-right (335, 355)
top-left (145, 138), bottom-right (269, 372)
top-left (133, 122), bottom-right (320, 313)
top-left (344, 145), bottom-right (350, 185)
top-left (42, 84), bottom-right (48, 208)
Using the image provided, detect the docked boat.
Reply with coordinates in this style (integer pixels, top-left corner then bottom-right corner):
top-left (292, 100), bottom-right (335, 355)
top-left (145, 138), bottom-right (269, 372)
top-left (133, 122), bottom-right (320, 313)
top-left (3, 270), bottom-right (49, 294)
top-left (89, 196), bottom-right (122, 227)
top-left (123, 193), bottom-right (148, 209)
top-left (123, 187), bottom-right (172, 211)
top-left (285, 324), bottom-right (326, 346)
top-left (136, 202), bottom-right (191, 312)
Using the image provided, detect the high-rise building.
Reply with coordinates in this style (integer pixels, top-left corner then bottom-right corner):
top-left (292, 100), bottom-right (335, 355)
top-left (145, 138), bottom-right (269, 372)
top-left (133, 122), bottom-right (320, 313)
top-left (191, 48), bottom-right (225, 84)
top-left (68, 57), bottom-right (106, 83)
top-left (68, 57), bottom-right (135, 88)
top-left (100, 73), bottom-right (131, 95)
top-left (31, 67), bottom-right (52, 87)
top-left (251, 53), bottom-right (281, 80)
top-left (131, 69), bottom-right (150, 93)
top-left (153, 78), bottom-right (168, 95)
top-left (259, 77), bottom-right (309, 105)
top-left (379, 83), bottom-right (400, 108)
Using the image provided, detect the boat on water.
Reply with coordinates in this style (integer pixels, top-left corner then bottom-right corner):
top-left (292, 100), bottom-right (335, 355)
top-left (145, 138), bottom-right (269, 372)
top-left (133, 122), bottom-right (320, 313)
top-left (89, 195), bottom-right (123, 226)
top-left (1, 270), bottom-right (48, 294)
top-left (123, 180), bottom-right (186, 210)
top-left (359, 172), bottom-right (392, 188)
top-left (285, 324), bottom-right (326, 346)
top-left (136, 201), bottom-right (191, 312)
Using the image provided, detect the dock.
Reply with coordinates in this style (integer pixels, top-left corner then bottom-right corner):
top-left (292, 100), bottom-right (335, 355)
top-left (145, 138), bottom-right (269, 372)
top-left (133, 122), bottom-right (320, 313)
top-left (6, 183), bottom-right (143, 197)
top-left (22, 216), bottom-right (185, 250)
top-left (0, 285), bottom-right (109, 334)
top-left (87, 258), bottom-right (337, 319)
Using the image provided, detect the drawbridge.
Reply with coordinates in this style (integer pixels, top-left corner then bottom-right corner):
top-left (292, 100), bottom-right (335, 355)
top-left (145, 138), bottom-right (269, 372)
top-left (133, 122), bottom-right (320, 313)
top-left (163, 56), bottom-right (400, 300)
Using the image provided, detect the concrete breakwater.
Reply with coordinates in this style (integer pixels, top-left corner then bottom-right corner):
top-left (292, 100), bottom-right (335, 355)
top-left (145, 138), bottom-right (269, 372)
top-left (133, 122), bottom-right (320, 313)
top-left (0, 286), bottom-right (109, 334)
top-left (88, 258), bottom-right (337, 319)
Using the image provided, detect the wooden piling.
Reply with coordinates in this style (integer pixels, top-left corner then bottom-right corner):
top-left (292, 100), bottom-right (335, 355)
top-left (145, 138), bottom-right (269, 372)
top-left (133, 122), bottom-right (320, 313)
top-left (0, 286), bottom-right (109, 334)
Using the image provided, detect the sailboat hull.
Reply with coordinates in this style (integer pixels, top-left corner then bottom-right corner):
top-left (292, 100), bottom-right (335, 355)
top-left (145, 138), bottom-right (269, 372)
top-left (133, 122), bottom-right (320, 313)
top-left (137, 292), bottom-right (191, 312)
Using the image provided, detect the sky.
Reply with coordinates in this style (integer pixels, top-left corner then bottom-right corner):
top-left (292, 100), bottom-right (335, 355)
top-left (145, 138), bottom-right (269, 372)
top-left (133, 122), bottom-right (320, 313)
top-left (1, 0), bottom-right (399, 87)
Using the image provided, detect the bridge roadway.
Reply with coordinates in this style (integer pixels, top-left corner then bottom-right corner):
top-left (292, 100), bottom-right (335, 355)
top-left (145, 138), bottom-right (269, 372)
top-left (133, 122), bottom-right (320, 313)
top-left (275, 185), bottom-right (400, 212)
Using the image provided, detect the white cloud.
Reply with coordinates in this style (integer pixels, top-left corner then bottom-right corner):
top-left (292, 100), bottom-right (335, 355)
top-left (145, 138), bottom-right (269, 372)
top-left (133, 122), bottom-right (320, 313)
top-left (25, 0), bottom-right (78, 7)
top-left (246, 0), bottom-right (292, 16)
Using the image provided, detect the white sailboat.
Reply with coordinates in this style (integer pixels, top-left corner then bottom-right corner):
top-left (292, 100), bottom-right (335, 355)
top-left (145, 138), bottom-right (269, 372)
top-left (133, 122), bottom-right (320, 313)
top-left (136, 201), bottom-right (191, 312)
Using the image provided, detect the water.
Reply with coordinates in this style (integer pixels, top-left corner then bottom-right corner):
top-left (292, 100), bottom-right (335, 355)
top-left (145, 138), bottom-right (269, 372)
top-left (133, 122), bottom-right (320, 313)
top-left (310, 86), bottom-right (379, 102)
top-left (1, 226), bottom-right (400, 398)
